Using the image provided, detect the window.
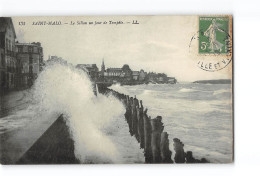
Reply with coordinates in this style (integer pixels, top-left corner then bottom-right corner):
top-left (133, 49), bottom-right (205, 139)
top-left (23, 46), bottom-right (28, 53)
top-left (1, 53), bottom-right (4, 66)
top-left (8, 40), bottom-right (10, 51)
top-left (33, 47), bottom-right (38, 53)
top-left (6, 74), bottom-right (9, 85)
top-left (18, 47), bottom-right (22, 53)
top-left (1, 71), bottom-right (5, 87)
top-left (11, 74), bottom-right (13, 84)
top-left (29, 57), bottom-right (33, 65)
top-left (28, 46), bottom-right (33, 53)
top-left (5, 39), bottom-right (8, 49)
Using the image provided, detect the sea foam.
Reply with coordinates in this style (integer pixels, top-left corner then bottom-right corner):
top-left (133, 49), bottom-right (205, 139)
top-left (33, 61), bottom-right (125, 163)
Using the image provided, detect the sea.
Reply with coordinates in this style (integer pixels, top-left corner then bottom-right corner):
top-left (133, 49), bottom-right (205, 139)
top-left (0, 63), bottom-right (233, 163)
top-left (109, 83), bottom-right (233, 163)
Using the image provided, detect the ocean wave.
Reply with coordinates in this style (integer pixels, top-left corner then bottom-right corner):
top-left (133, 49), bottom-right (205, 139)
top-left (179, 88), bottom-right (196, 93)
top-left (213, 89), bottom-right (230, 95)
top-left (142, 89), bottom-right (157, 95)
top-left (33, 63), bottom-right (125, 163)
top-left (109, 84), bottom-right (130, 95)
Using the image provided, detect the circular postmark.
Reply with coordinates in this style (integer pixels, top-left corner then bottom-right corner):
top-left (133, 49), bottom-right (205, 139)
top-left (189, 16), bottom-right (233, 72)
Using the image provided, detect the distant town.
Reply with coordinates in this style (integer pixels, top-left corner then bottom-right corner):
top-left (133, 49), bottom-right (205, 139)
top-left (75, 59), bottom-right (177, 85)
top-left (0, 17), bottom-right (177, 94)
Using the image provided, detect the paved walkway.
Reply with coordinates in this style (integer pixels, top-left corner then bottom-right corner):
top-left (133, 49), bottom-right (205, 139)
top-left (0, 89), bottom-right (58, 164)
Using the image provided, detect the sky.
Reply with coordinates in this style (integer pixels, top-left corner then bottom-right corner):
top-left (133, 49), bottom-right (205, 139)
top-left (12, 16), bottom-right (232, 82)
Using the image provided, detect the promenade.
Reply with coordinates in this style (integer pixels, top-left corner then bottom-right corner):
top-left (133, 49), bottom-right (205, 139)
top-left (0, 90), bottom-right (58, 164)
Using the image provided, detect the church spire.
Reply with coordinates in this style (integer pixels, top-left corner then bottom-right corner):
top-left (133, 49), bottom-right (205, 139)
top-left (101, 58), bottom-right (105, 76)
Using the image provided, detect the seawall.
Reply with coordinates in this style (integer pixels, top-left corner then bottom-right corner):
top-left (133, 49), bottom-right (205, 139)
top-left (16, 115), bottom-right (79, 164)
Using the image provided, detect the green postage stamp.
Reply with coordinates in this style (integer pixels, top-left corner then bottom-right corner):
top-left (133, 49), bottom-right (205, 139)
top-left (199, 16), bottom-right (232, 54)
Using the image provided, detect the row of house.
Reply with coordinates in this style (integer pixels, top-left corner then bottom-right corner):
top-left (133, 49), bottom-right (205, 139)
top-left (0, 17), bottom-right (43, 93)
top-left (100, 60), bottom-right (147, 82)
top-left (76, 60), bottom-right (148, 83)
top-left (47, 55), bottom-right (67, 64)
top-left (76, 60), bottom-right (177, 84)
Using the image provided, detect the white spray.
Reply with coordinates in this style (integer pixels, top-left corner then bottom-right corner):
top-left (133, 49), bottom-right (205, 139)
top-left (33, 62), bottom-right (125, 163)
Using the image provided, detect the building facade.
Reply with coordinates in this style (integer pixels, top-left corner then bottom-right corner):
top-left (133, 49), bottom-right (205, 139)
top-left (47, 55), bottom-right (67, 65)
top-left (99, 61), bottom-right (136, 83)
top-left (132, 71), bottom-right (140, 80)
top-left (168, 77), bottom-right (177, 84)
top-left (105, 68), bottom-right (125, 77)
top-left (121, 64), bottom-right (132, 81)
top-left (16, 42), bottom-right (43, 88)
top-left (0, 17), bottom-right (17, 92)
top-left (139, 69), bottom-right (147, 81)
top-left (0, 45), bottom-right (5, 93)
top-left (76, 64), bottom-right (99, 80)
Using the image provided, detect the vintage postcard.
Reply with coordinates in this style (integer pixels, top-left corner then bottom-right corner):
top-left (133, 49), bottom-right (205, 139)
top-left (0, 16), bottom-right (233, 164)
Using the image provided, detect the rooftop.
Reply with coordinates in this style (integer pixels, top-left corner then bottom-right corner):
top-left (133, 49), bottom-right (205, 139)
top-left (132, 71), bottom-right (140, 76)
top-left (107, 68), bottom-right (122, 71)
top-left (16, 42), bottom-right (42, 47)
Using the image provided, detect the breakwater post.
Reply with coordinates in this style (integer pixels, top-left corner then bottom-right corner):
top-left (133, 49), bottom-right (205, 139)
top-left (160, 132), bottom-right (173, 163)
top-left (173, 138), bottom-right (209, 163)
top-left (97, 84), bottom-right (209, 164)
top-left (151, 116), bottom-right (164, 163)
top-left (137, 100), bottom-right (145, 149)
top-left (143, 111), bottom-right (152, 163)
top-left (173, 138), bottom-right (186, 163)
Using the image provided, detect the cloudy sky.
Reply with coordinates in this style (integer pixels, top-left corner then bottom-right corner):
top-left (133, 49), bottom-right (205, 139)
top-left (12, 16), bottom-right (232, 82)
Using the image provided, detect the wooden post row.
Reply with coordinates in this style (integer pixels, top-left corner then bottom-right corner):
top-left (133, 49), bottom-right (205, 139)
top-left (102, 88), bottom-right (208, 164)
top-left (150, 116), bottom-right (164, 163)
top-left (160, 132), bottom-right (173, 163)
